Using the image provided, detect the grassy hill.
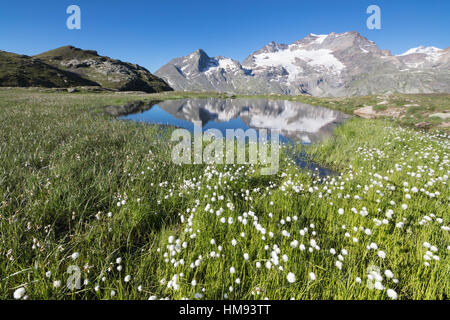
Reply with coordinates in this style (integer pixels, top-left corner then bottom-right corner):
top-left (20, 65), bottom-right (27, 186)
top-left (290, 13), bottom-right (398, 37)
top-left (0, 50), bottom-right (99, 88)
top-left (34, 46), bottom-right (173, 93)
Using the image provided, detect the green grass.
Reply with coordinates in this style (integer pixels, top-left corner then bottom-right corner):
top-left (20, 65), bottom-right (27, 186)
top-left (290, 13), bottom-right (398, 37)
top-left (0, 51), bottom-right (98, 88)
top-left (0, 88), bottom-right (448, 300)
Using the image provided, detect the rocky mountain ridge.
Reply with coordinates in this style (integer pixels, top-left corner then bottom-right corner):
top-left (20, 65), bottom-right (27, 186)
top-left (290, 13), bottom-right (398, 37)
top-left (0, 46), bottom-right (173, 93)
top-left (155, 31), bottom-right (450, 97)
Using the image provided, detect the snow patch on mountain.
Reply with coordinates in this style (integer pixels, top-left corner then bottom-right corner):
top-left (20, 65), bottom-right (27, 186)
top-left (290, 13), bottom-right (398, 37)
top-left (399, 46), bottom-right (442, 56)
top-left (205, 57), bottom-right (239, 75)
top-left (310, 33), bottom-right (328, 44)
top-left (398, 46), bottom-right (444, 62)
top-left (253, 46), bottom-right (345, 81)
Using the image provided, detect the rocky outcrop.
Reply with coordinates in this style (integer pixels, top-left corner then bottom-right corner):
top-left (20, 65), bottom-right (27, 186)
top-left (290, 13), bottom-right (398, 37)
top-left (34, 46), bottom-right (173, 93)
top-left (353, 106), bottom-right (404, 119)
top-left (0, 50), bottom-right (99, 88)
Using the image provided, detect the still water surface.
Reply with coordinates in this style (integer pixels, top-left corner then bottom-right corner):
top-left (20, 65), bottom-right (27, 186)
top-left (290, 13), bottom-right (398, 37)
top-left (120, 98), bottom-right (350, 177)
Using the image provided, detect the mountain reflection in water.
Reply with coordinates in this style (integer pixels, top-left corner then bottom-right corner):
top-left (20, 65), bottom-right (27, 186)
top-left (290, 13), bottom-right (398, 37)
top-left (120, 98), bottom-right (350, 144)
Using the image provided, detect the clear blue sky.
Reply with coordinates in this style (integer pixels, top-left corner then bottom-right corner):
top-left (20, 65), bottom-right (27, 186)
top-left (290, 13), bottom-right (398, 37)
top-left (1, 0), bottom-right (448, 72)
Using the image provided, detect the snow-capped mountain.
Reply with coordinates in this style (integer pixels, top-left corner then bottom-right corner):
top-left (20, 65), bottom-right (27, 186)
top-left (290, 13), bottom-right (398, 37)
top-left (155, 31), bottom-right (450, 97)
top-left (396, 46), bottom-right (449, 68)
top-left (154, 49), bottom-right (251, 92)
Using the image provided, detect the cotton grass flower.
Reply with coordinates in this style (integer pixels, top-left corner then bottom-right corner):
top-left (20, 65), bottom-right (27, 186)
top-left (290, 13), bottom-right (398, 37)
top-left (309, 272), bottom-right (316, 281)
top-left (386, 289), bottom-right (398, 300)
top-left (374, 281), bottom-right (384, 290)
top-left (287, 272), bottom-right (296, 283)
top-left (13, 287), bottom-right (26, 299)
top-left (71, 252), bottom-right (79, 260)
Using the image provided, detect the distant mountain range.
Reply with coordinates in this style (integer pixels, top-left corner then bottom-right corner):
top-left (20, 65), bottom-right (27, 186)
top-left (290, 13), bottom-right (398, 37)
top-left (155, 31), bottom-right (450, 97)
top-left (2, 32), bottom-right (449, 97)
top-left (0, 46), bottom-right (172, 93)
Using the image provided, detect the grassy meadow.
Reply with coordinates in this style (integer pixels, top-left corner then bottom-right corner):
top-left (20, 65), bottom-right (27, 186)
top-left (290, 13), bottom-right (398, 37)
top-left (0, 88), bottom-right (448, 300)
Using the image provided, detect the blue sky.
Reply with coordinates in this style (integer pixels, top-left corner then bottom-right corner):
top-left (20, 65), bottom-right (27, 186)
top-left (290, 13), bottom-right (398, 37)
top-left (1, 0), bottom-right (448, 72)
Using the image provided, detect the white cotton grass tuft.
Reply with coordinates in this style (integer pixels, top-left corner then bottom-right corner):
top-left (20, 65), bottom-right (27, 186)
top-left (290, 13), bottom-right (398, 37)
top-left (71, 252), bottom-right (79, 260)
top-left (386, 289), bottom-right (398, 300)
top-left (309, 272), bottom-right (316, 281)
top-left (374, 281), bottom-right (384, 290)
top-left (287, 272), bottom-right (296, 283)
top-left (384, 270), bottom-right (394, 278)
top-left (13, 287), bottom-right (26, 299)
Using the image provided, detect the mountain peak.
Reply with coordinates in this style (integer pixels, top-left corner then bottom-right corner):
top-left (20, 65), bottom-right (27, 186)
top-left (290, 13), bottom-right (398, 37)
top-left (35, 45), bottom-right (99, 59)
top-left (193, 48), bottom-right (208, 55)
top-left (399, 46), bottom-right (443, 56)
